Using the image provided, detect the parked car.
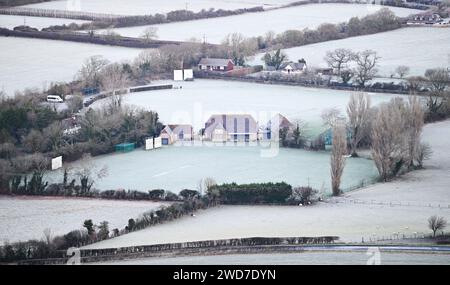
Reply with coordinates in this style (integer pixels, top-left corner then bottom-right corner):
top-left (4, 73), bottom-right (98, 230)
top-left (46, 95), bottom-right (64, 103)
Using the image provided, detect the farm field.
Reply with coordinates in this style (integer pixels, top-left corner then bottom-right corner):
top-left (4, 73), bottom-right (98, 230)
top-left (0, 196), bottom-right (170, 244)
top-left (82, 120), bottom-right (450, 248)
top-left (46, 144), bottom-right (379, 193)
top-left (83, 201), bottom-right (449, 248)
top-left (20, 0), bottom-right (295, 15)
top-left (0, 37), bottom-right (143, 96)
top-left (103, 4), bottom-right (418, 43)
top-left (0, 15), bottom-right (89, 30)
top-left (92, 79), bottom-right (405, 132)
top-left (251, 27), bottom-right (450, 77)
top-left (96, 251), bottom-right (450, 265)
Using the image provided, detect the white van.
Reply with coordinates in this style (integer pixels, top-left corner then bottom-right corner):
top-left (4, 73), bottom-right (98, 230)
top-left (46, 95), bottom-right (64, 103)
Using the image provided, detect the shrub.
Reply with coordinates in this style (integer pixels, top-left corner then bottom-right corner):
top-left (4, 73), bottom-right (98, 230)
top-left (212, 182), bottom-right (292, 204)
top-left (290, 187), bottom-right (318, 205)
top-left (179, 189), bottom-right (201, 200)
top-left (148, 189), bottom-right (165, 199)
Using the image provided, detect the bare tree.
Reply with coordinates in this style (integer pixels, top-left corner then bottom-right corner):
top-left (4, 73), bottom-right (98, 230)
top-left (428, 215), bottom-right (447, 238)
top-left (395, 65), bottom-right (410, 78)
top-left (415, 142), bottom-right (432, 169)
top-left (371, 100), bottom-right (407, 181)
top-left (0, 90), bottom-right (6, 102)
top-left (221, 33), bottom-right (258, 66)
top-left (100, 63), bottom-right (130, 113)
top-left (291, 186), bottom-right (318, 205)
top-left (347, 92), bottom-right (371, 157)
top-left (77, 55), bottom-right (109, 88)
top-left (203, 177), bottom-right (217, 191)
top-left (324, 48), bottom-right (354, 75)
top-left (425, 68), bottom-right (450, 93)
top-left (424, 68), bottom-right (450, 118)
top-left (74, 154), bottom-right (108, 195)
top-left (43, 228), bottom-right (52, 245)
top-left (141, 27), bottom-right (159, 42)
top-left (321, 107), bottom-right (345, 128)
top-left (406, 76), bottom-right (426, 94)
top-left (101, 63), bottom-right (130, 93)
top-left (330, 124), bottom-right (347, 196)
top-left (404, 96), bottom-right (425, 169)
top-left (353, 50), bottom-right (380, 87)
top-left (103, 28), bottom-right (121, 41)
top-left (66, 95), bottom-right (84, 114)
top-left (264, 30), bottom-right (276, 47)
top-left (197, 177), bottom-right (217, 195)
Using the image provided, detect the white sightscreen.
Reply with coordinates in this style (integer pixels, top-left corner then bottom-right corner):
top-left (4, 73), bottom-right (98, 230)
top-left (154, 137), bottom-right (162, 149)
top-left (173, 70), bottom-right (183, 81)
top-left (51, 156), bottom-right (62, 170)
top-left (183, 69), bottom-right (193, 80)
top-left (145, 138), bottom-right (154, 150)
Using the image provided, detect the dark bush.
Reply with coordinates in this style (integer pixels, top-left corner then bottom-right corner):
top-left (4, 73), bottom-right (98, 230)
top-left (148, 189), bottom-right (165, 199)
top-left (179, 189), bottom-right (201, 200)
top-left (289, 186), bottom-right (318, 205)
top-left (212, 182), bottom-right (293, 204)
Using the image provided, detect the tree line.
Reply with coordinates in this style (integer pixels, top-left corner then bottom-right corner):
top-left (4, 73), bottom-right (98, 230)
top-left (0, 0), bottom-right (50, 7)
top-left (0, 86), bottom-right (163, 194)
top-left (255, 8), bottom-right (402, 51)
top-left (0, 179), bottom-right (324, 262)
top-left (326, 93), bottom-right (432, 195)
top-left (42, 6), bottom-right (265, 32)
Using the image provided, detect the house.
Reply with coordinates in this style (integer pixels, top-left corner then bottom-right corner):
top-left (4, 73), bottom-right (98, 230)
top-left (280, 59), bottom-right (307, 75)
top-left (315, 67), bottom-right (334, 76)
top-left (203, 114), bottom-right (258, 142)
top-left (198, 58), bottom-right (234, 72)
top-left (407, 13), bottom-right (443, 25)
top-left (259, 114), bottom-right (294, 140)
top-left (160, 124), bottom-right (194, 145)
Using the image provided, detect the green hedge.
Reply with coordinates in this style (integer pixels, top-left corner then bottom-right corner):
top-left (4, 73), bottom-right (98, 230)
top-left (213, 182), bottom-right (292, 204)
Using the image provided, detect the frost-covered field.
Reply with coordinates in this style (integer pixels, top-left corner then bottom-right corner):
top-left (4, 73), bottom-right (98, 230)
top-left (104, 4), bottom-right (417, 43)
top-left (96, 252), bottom-right (450, 265)
top-left (46, 145), bottom-right (379, 193)
top-left (251, 27), bottom-right (450, 77)
top-left (21, 0), bottom-right (295, 15)
top-left (83, 120), bottom-right (450, 248)
top-left (0, 15), bottom-right (89, 30)
top-left (84, 201), bottom-right (449, 248)
top-left (0, 196), bottom-right (170, 244)
top-left (0, 37), bottom-right (142, 96)
top-left (348, 120), bottom-right (450, 206)
top-left (92, 79), bottom-right (404, 132)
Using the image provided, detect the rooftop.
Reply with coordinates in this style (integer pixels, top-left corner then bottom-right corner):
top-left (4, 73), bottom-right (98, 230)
top-left (199, 58), bottom-right (233, 66)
